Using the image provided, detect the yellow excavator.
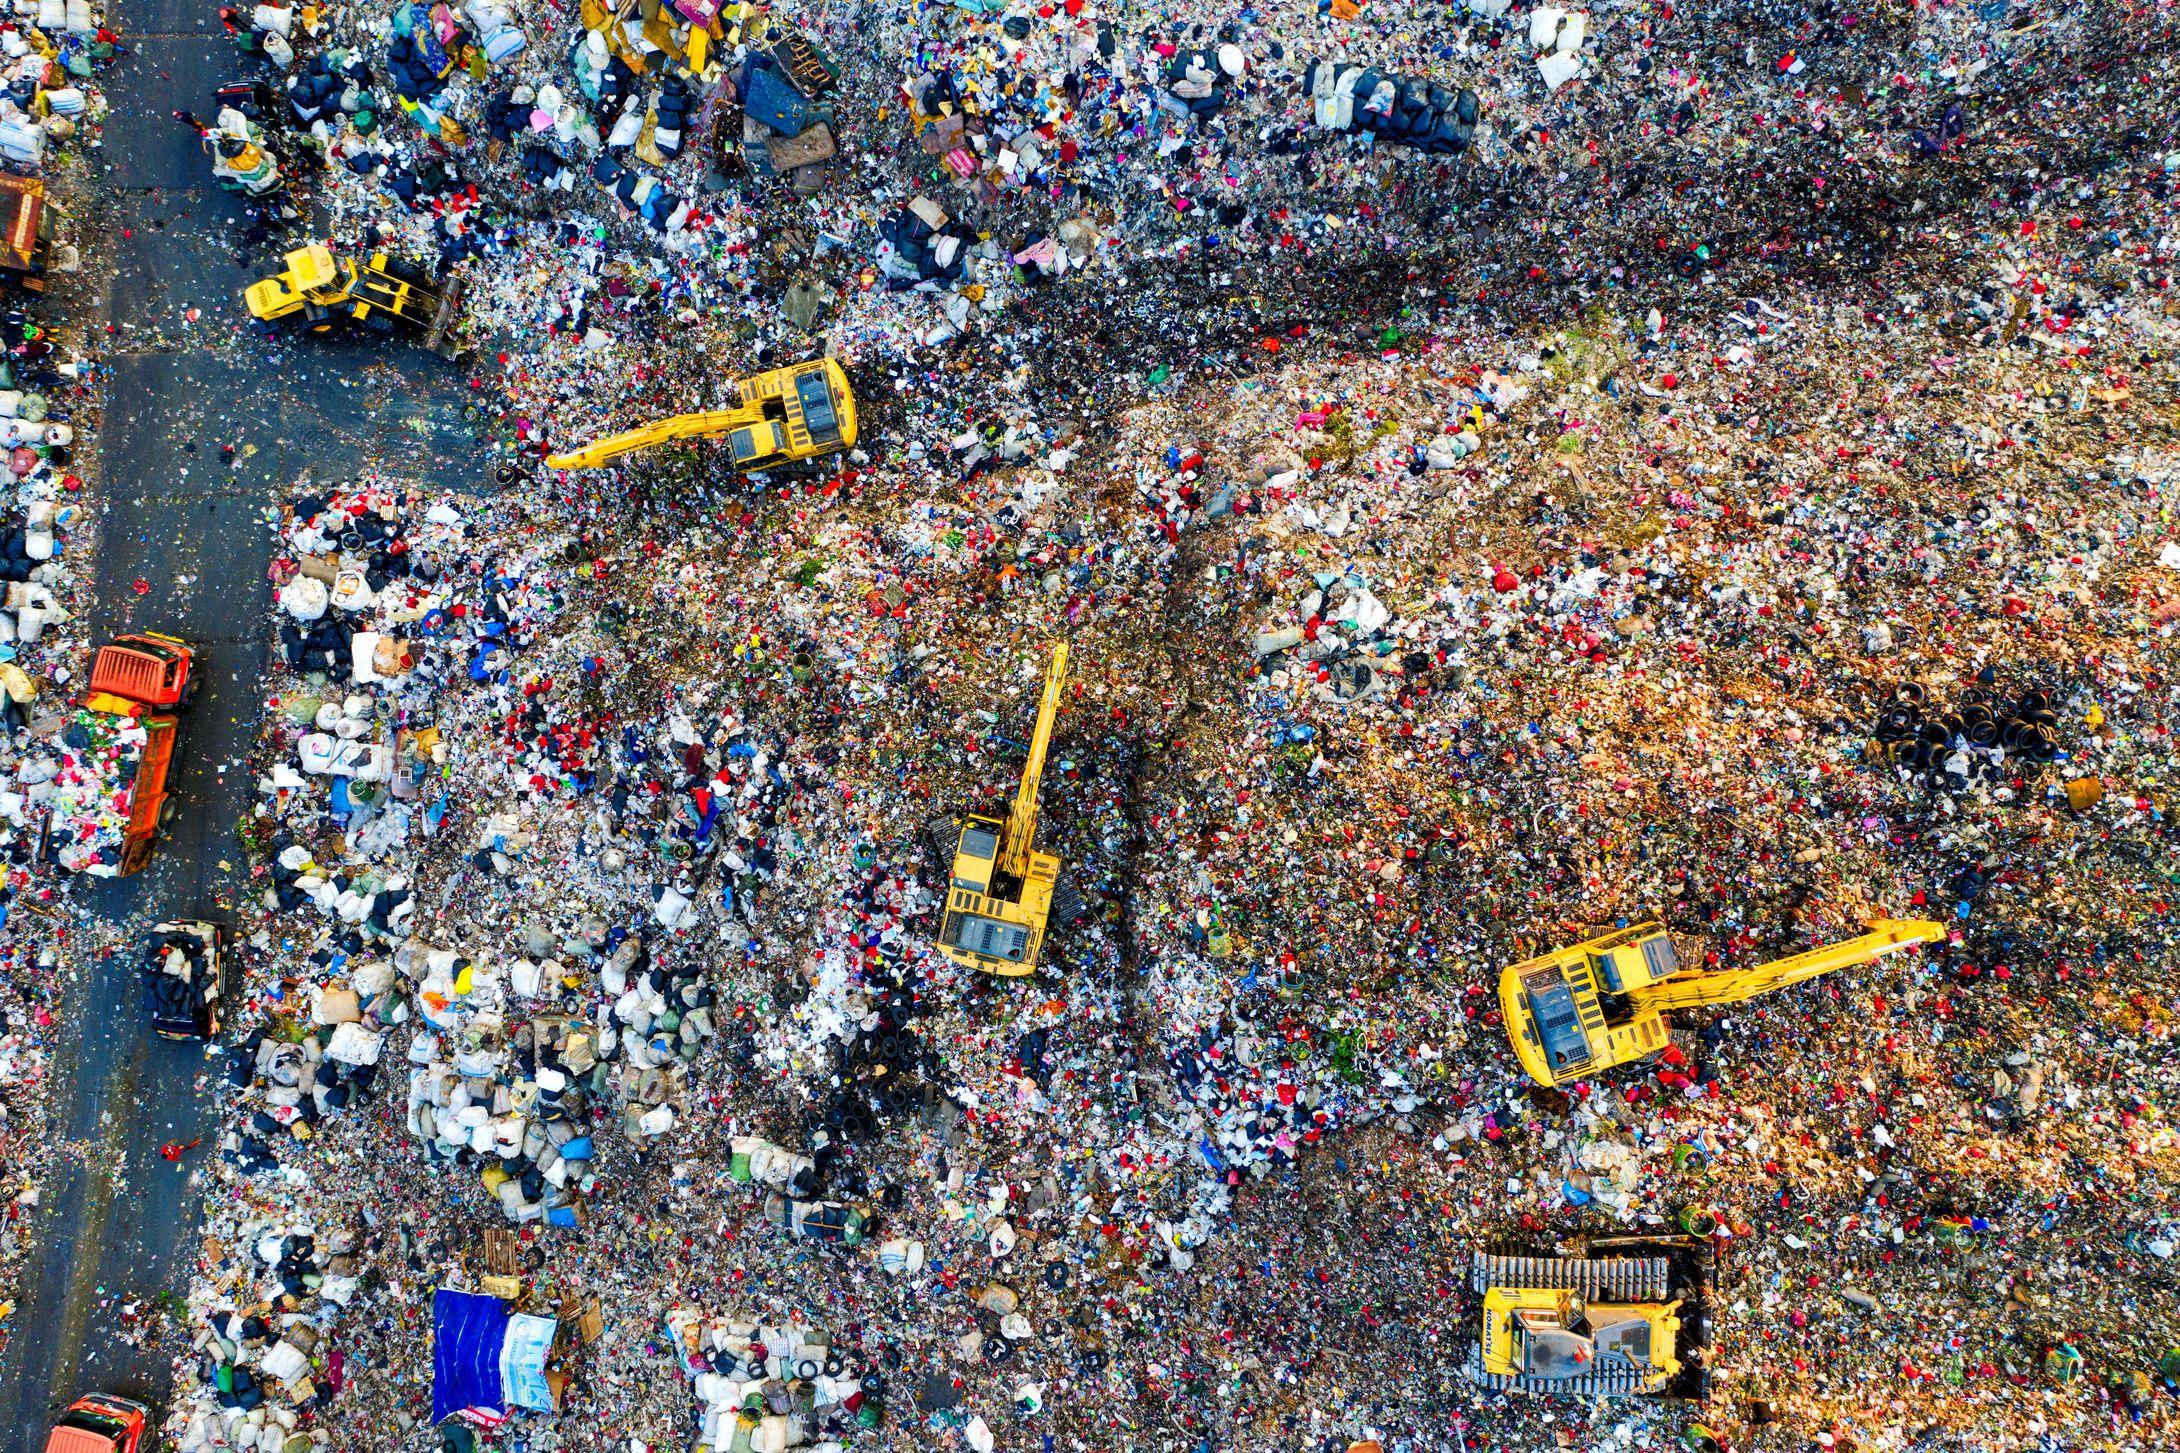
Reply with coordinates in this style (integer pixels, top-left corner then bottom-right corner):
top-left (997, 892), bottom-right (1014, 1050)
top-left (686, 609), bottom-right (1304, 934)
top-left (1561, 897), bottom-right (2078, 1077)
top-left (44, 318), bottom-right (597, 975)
top-left (544, 358), bottom-right (857, 472)
top-left (244, 242), bottom-right (466, 358)
top-left (934, 644), bottom-right (1071, 977)
top-left (1471, 1237), bottom-right (1712, 1398)
top-left (1500, 916), bottom-right (1944, 1088)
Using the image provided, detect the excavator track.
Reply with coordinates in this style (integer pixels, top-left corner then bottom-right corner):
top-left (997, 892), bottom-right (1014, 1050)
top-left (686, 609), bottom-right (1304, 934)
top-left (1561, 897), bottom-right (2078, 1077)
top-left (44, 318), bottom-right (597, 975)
top-left (1050, 875), bottom-right (1087, 927)
top-left (1471, 1252), bottom-right (1670, 1302)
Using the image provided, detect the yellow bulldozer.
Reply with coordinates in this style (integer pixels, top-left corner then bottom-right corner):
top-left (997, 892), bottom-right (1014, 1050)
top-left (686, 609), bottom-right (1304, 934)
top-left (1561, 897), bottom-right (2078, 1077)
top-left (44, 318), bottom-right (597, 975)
top-left (1499, 916), bottom-right (1943, 1088)
top-left (544, 358), bottom-right (857, 473)
top-left (1470, 1236), bottom-right (1712, 1399)
top-left (933, 644), bottom-right (1074, 977)
top-left (245, 242), bottom-right (466, 359)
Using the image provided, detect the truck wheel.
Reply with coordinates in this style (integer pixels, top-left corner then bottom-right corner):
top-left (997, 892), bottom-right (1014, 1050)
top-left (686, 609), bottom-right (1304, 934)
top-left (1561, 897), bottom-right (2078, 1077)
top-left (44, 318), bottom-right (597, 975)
top-left (176, 673), bottom-right (201, 712)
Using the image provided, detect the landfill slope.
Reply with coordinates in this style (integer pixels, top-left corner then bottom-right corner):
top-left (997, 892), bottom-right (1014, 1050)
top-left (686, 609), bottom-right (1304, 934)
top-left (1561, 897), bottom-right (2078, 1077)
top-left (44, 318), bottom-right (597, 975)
top-left (0, 3), bottom-right (2176, 1453)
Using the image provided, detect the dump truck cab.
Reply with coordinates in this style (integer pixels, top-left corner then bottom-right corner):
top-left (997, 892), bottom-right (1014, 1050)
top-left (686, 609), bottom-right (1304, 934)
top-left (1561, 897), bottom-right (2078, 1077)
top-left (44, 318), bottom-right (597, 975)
top-left (89, 632), bottom-right (195, 710)
top-left (44, 1393), bottom-right (149, 1453)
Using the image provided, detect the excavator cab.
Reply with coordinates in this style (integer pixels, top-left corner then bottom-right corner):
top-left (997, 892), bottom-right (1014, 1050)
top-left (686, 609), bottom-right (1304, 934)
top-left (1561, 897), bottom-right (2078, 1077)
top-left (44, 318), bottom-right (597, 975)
top-left (1503, 922), bottom-right (1682, 1085)
top-left (939, 815), bottom-right (1040, 967)
top-left (729, 420), bottom-right (791, 467)
top-left (949, 819), bottom-right (1001, 895)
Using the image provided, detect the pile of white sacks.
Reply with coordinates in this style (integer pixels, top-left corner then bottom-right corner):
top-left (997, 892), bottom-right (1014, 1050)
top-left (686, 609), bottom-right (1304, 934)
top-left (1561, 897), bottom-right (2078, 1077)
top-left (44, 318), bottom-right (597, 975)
top-left (667, 1304), bottom-right (863, 1453)
top-left (398, 925), bottom-right (723, 1224)
top-left (174, 1216), bottom-right (364, 1453)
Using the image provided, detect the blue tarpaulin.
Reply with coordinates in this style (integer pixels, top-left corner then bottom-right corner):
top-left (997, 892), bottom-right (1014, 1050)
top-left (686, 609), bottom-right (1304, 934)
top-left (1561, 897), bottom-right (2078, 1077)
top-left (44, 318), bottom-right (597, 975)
top-left (433, 1290), bottom-right (511, 1425)
top-left (434, 1290), bottom-right (559, 1424)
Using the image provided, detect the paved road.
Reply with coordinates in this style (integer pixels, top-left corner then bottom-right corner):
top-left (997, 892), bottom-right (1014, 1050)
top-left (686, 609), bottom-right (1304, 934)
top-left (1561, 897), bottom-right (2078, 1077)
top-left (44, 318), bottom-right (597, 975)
top-left (0, 11), bottom-right (479, 1447)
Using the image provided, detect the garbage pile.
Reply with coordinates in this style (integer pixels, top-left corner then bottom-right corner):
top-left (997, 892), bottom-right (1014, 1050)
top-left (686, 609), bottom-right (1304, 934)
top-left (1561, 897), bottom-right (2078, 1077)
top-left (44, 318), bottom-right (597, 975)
top-left (1868, 676), bottom-right (2071, 791)
top-left (667, 1304), bottom-right (881, 1449)
top-left (175, 1216), bottom-right (366, 1453)
top-left (1301, 59), bottom-right (1479, 154)
top-left (45, 703), bottom-right (150, 876)
top-left (141, 922), bottom-right (221, 1037)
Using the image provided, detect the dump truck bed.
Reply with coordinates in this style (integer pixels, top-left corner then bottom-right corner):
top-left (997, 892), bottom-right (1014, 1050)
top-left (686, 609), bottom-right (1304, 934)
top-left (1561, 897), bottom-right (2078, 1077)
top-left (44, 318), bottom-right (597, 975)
top-left (50, 707), bottom-right (176, 877)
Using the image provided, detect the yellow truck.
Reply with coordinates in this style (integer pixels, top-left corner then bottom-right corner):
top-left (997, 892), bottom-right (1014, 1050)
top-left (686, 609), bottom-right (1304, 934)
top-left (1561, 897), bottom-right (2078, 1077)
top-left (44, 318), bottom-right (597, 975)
top-left (1499, 917), bottom-right (1943, 1088)
top-left (245, 242), bottom-right (466, 358)
top-left (545, 358), bottom-right (857, 472)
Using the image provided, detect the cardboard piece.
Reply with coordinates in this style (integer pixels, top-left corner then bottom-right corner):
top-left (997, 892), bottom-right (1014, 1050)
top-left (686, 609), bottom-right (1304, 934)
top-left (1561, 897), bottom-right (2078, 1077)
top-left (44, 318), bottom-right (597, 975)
top-left (483, 1227), bottom-right (522, 1276)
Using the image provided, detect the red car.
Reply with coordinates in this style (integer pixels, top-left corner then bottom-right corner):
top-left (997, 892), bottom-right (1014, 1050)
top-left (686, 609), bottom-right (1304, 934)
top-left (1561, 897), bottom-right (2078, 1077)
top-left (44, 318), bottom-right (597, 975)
top-left (44, 1393), bottom-right (148, 1453)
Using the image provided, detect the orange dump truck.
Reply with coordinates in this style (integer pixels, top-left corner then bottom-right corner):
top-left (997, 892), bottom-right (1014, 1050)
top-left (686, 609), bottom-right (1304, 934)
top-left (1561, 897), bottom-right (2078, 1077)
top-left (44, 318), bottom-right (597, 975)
top-left (48, 634), bottom-right (195, 877)
top-left (44, 1393), bottom-right (149, 1453)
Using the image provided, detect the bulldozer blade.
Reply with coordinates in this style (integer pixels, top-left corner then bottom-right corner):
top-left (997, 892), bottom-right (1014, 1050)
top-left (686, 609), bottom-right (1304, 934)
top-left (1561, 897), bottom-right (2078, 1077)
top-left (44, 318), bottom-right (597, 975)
top-left (426, 276), bottom-right (466, 357)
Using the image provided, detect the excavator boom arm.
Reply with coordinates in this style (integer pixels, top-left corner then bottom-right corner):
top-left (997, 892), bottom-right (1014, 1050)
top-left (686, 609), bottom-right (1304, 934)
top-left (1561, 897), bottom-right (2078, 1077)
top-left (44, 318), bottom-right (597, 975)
top-left (1636, 917), bottom-right (1946, 1011)
top-left (997, 644), bottom-right (1069, 878)
top-left (545, 408), bottom-right (755, 470)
